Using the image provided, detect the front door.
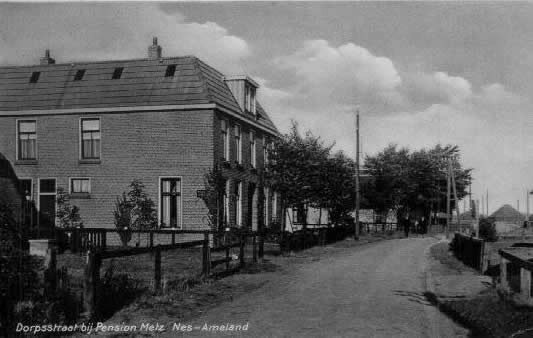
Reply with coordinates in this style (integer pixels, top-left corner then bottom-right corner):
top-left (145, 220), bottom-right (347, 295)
top-left (39, 179), bottom-right (56, 231)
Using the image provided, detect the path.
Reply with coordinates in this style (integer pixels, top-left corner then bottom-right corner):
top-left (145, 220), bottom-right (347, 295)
top-left (167, 237), bottom-right (469, 337)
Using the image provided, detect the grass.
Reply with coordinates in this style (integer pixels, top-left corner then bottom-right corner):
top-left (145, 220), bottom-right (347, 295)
top-left (430, 241), bottom-right (533, 338)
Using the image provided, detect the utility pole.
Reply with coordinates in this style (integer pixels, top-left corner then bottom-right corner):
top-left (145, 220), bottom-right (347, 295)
top-left (446, 159), bottom-right (451, 238)
top-left (486, 190), bottom-right (489, 217)
top-left (448, 157), bottom-right (461, 233)
top-left (355, 110), bottom-right (360, 240)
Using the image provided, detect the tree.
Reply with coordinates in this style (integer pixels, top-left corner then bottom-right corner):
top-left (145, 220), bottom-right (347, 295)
top-left (113, 180), bottom-right (157, 246)
top-left (363, 145), bottom-right (410, 217)
top-left (56, 187), bottom-right (83, 228)
top-left (363, 144), bottom-right (472, 220)
top-left (268, 122), bottom-right (333, 225)
top-left (127, 179), bottom-right (157, 230)
top-left (200, 166), bottom-right (226, 231)
top-left (268, 122), bottom-right (358, 226)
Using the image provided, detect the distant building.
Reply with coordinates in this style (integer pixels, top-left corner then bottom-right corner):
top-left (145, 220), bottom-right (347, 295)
top-left (0, 38), bottom-right (281, 233)
top-left (488, 204), bottom-right (524, 233)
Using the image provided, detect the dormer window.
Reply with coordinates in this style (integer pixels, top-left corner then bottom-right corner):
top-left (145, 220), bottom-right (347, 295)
top-left (223, 76), bottom-right (259, 115)
top-left (112, 67), bottom-right (124, 79)
top-left (74, 69), bottom-right (85, 81)
top-left (29, 72), bottom-right (40, 83)
top-left (244, 84), bottom-right (256, 114)
top-left (165, 64), bottom-right (176, 77)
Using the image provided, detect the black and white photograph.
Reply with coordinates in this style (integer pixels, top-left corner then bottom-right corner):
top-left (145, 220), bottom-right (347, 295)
top-left (1, 1), bottom-right (533, 337)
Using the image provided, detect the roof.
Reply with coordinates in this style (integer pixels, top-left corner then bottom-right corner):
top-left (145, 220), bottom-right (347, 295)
top-left (0, 56), bottom-right (278, 134)
top-left (488, 204), bottom-right (525, 222)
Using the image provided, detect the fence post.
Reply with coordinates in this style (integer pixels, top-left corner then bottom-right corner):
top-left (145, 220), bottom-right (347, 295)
top-left (149, 232), bottom-right (154, 248)
top-left (154, 246), bottom-right (161, 293)
top-left (500, 257), bottom-right (510, 292)
top-left (252, 234), bottom-right (257, 263)
top-left (258, 231), bottom-right (264, 260)
top-left (44, 247), bottom-right (57, 297)
top-left (225, 247), bottom-right (230, 270)
top-left (202, 232), bottom-right (210, 275)
top-left (239, 234), bottom-right (245, 268)
top-left (84, 249), bottom-right (101, 319)
top-left (520, 268), bottom-right (532, 300)
top-left (172, 232), bottom-right (176, 245)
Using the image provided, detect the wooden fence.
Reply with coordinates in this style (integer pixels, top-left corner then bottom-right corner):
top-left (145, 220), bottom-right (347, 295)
top-left (451, 233), bottom-right (489, 272)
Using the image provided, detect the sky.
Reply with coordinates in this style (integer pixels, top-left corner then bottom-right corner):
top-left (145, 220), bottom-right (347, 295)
top-left (1, 2), bottom-right (533, 214)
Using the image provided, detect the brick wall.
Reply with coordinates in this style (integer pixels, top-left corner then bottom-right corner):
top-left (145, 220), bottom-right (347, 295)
top-left (213, 111), bottom-right (281, 230)
top-left (0, 109), bottom-right (215, 230)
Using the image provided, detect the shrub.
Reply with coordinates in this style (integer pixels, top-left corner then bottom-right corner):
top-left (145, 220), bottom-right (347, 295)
top-left (479, 218), bottom-right (497, 242)
top-left (98, 261), bottom-right (144, 320)
top-left (113, 192), bottom-right (132, 247)
top-left (56, 187), bottom-right (83, 228)
top-left (113, 180), bottom-right (157, 247)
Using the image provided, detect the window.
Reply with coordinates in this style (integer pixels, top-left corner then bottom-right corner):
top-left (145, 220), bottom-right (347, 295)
top-left (223, 180), bottom-right (230, 227)
top-left (81, 118), bottom-right (101, 159)
top-left (29, 72), bottom-right (40, 83)
top-left (112, 67), bottom-right (124, 79)
top-left (160, 178), bottom-right (181, 228)
top-left (19, 179), bottom-right (33, 226)
top-left (39, 178), bottom-right (56, 228)
top-left (272, 191), bottom-right (278, 223)
top-left (293, 207), bottom-right (306, 225)
top-left (234, 181), bottom-right (242, 226)
top-left (234, 125), bottom-right (242, 164)
top-left (74, 69), bottom-right (85, 81)
top-left (249, 131), bottom-right (256, 168)
top-left (221, 119), bottom-right (229, 161)
top-left (244, 85), bottom-right (256, 114)
top-left (264, 187), bottom-right (270, 227)
top-left (263, 136), bottom-right (269, 170)
top-left (70, 178), bottom-right (91, 194)
top-left (17, 120), bottom-right (37, 160)
top-left (165, 64), bottom-right (176, 77)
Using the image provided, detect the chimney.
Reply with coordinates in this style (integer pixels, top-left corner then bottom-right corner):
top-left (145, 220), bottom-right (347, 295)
top-left (148, 37), bottom-right (162, 60)
top-left (40, 49), bottom-right (55, 65)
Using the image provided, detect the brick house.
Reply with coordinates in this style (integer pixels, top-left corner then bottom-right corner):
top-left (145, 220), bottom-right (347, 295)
top-left (0, 38), bottom-right (281, 234)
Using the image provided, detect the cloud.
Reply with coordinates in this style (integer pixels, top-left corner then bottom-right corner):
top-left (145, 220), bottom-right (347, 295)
top-left (274, 40), bottom-right (403, 111)
top-left (258, 38), bottom-right (533, 212)
top-left (0, 3), bottom-right (250, 73)
top-left (404, 71), bottom-right (472, 107)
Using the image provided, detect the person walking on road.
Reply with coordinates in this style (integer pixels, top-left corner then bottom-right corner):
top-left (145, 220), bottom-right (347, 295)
top-left (402, 213), bottom-right (410, 238)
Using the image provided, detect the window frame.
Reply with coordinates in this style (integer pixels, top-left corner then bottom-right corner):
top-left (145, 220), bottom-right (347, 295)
top-left (234, 124), bottom-right (242, 164)
top-left (221, 119), bottom-right (230, 161)
top-left (158, 176), bottom-right (183, 229)
top-left (235, 181), bottom-right (242, 227)
top-left (264, 187), bottom-right (270, 227)
top-left (16, 119), bottom-right (37, 161)
top-left (249, 131), bottom-right (256, 168)
top-left (69, 177), bottom-right (92, 197)
top-left (79, 117), bottom-right (102, 161)
top-left (37, 177), bottom-right (57, 227)
top-left (223, 179), bottom-right (230, 228)
top-left (263, 135), bottom-right (269, 170)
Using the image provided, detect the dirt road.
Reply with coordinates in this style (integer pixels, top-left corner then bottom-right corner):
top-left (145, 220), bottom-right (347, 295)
top-left (169, 237), bottom-right (469, 337)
